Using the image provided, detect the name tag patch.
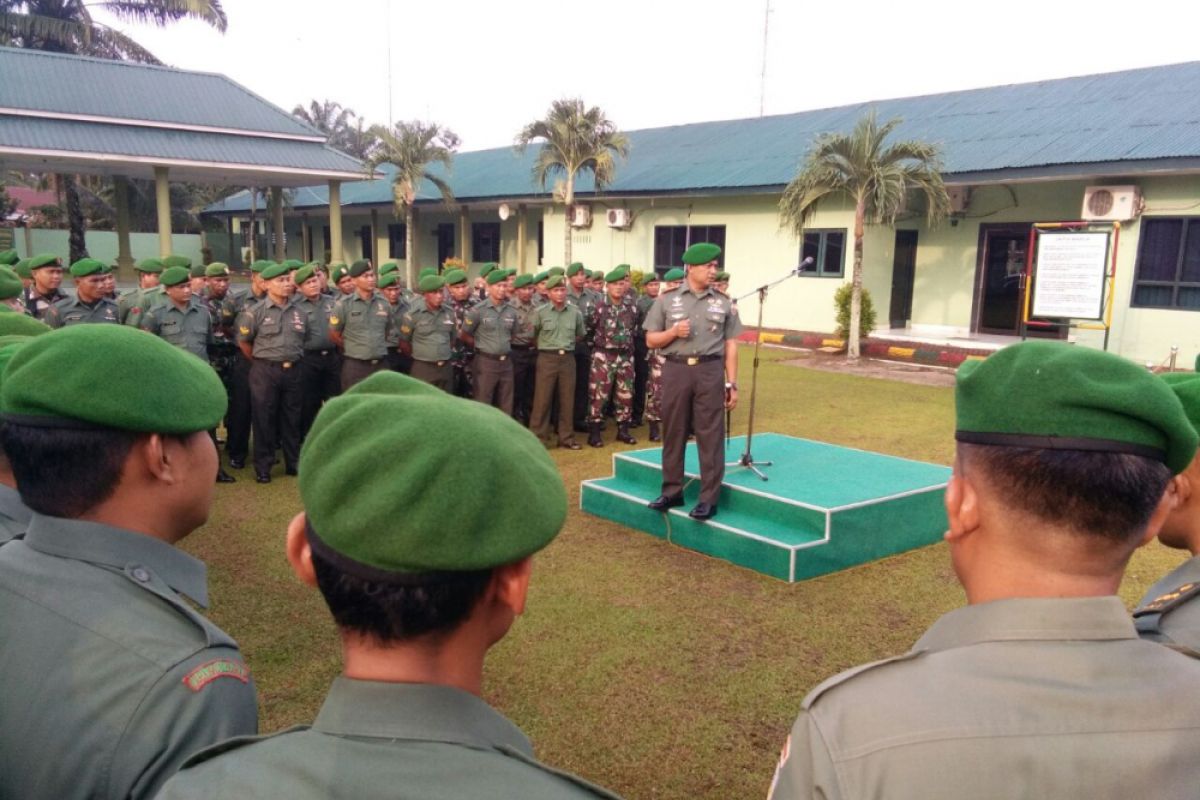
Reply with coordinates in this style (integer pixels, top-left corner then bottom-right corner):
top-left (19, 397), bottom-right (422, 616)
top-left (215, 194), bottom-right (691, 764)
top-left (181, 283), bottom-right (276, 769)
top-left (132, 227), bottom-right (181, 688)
top-left (182, 658), bottom-right (250, 692)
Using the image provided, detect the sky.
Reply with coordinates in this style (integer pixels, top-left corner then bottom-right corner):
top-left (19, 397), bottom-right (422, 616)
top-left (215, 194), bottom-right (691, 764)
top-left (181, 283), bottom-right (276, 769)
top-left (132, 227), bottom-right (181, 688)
top-left (94, 0), bottom-right (1200, 152)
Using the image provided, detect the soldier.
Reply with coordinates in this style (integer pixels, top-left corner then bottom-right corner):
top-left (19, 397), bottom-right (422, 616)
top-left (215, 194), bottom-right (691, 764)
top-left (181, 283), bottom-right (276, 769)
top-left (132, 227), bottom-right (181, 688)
top-left (0, 249), bottom-right (16, 268)
top-left (21, 253), bottom-right (67, 320)
top-left (462, 268), bottom-right (517, 414)
top-left (474, 262), bottom-right (495, 302)
top-left (644, 245), bottom-right (740, 521)
top-left (12, 258), bottom-right (33, 293)
top-left (714, 270), bottom-right (731, 295)
top-left (157, 372), bottom-right (620, 799)
top-left (566, 263), bottom-right (598, 434)
top-left (44, 258), bottom-right (120, 328)
top-left (330, 260), bottom-right (392, 391)
top-left (534, 270), bottom-right (551, 305)
top-left (510, 273), bottom-right (539, 425)
top-left (445, 269), bottom-right (476, 399)
top-left (589, 269), bottom-right (605, 293)
top-left (644, 268), bottom-right (685, 443)
top-left (221, 261), bottom-right (269, 471)
top-left (188, 262), bottom-right (208, 296)
top-left (331, 263), bottom-right (354, 296)
top-left (399, 274), bottom-right (456, 391)
top-left (378, 272), bottom-right (411, 374)
top-left (0, 329), bottom-right (46, 545)
top-left (530, 275), bottom-right (586, 450)
top-left (118, 258), bottom-right (163, 323)
top-left (0, 324), bottom-right (258, 799)
top-left (293, 264), bottom-right (341, 440)
top-left (632, 273), bottom-right (660, 429)
top-left (237, 262), bottom-right (306, 484)
top-left (201, 263), bottom-right (243, 465)
top-left (587, 267), bottom-right (639, 447)
top-left (0, 264), bottom-right (25, 313)
top-left (769, 341), bottom-right (1200, 800)
top-left (126, 254), bottom-right (193, 329)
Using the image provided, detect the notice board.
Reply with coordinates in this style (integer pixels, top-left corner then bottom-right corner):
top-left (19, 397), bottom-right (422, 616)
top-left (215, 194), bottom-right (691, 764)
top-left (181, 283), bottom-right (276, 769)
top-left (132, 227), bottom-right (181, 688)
top-left (1031, 231), bottom-right (1109, 320)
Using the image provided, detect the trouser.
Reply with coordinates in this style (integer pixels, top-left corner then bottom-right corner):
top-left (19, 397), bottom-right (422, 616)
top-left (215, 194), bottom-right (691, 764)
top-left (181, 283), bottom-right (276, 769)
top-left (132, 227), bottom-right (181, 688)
top-left (510, 345), bottom-right (536, 424)
top-left (632, 343), bottom-right (649, 422)
top-left (452, 353), bottom-right (474, 398)
top-left (250, 359), bottom-right (302, 476)
top-left (588, 348), bottom-right (634, 423)
top-left (473, 352), bottom-right (514, 415)
top-left (341, 355), bottom-right (385, 392)
top-left (573, 347), bottom-right (591, 428)
top-left (411, 358), bottom-right (453, 392)
top-left (531, 351), bottom-right (576, 445)
top-left (226, 356), bottom-right (252, 462)
top-left (300, 349), bottom-right (341, 439)
top-left (660, 358), bottom-right (726, 505)
top-left (387, 347), bottom-right (412, 375)
top-left (645, 352), bottom-right (665, 422)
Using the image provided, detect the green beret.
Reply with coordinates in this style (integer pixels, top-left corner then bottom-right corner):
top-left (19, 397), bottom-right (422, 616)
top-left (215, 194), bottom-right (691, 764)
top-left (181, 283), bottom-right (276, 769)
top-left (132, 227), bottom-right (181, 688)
top-left (261, 262), bottom-right (289, 280)
top-left (546, 275), bottom-right (565, 290)
top-left (486, 269), bottom-right (507, 286)
top-left (682, 242), bottom-right (722, 265)
top-left (590, 269), bottom-right (604, 280)
top-left (0, 266), bottom-right (22, 300)
top-left (294, 265), bottom-right (317, 285)
top-left (567, 263), bottom-right (586, 277)
top-left (547, 266), bottom-right (565, 277)
top-left (13, 259), bottom-right (32, 279)
top-left (479, 262), bottom-right (497, 277)
top-left (956, 341), bottom-right (1198, 474)
top-left (249, 260), bottom-right (273, 274)
top-left (418, 267), bottom-right (437, 279)
top-left (283, 259), bottom-right (305, 270)
top-left (443, 269), bottom-right (467, 286)
top-left (2, 324), bottom-right (226, 434)
top-left (715, 271), bottom-right (731, 282)
top-left (513, 274), bottom-right (534, 289)
top-left (29, 254), bottom-right (62, 270)
top-left (299, 372), bottom-right (566, 574)
top-left (663, 268), bottom-right (685, 282)
top-left (160, 266), bottom-right (190, 287)
top-left (418, 275), bottom-right (445, 293)
top-left (0, 310), bottom-right (51, 337)
top-left (187, 263), bottom-right (206, 278)
top-left (605, 266), bottom-right (628, 283)
top-left (205, 262), bottom-right (230, 278)
top-left (378, 261), bottom-right (400, 276)
top-left (1162, 373), bottom-right (1200, 436)
top-left (644, 273), bottom-right (660, 284)
top-left (0, 336), bottom-right (33, 388)
top-left (331, 264), bottom-right (350, 282)
top-left (161, 255), bottom-right (192, 269)
top-left (348, 259), bottom-right (371, 278)
top-left (378, 273), bottom-right (399, 289)
top-left (68, 258), bottom-right (106, 278)
top-left (135, 257), bottom-right (164, 274)
top-left (0, 250), bottom-right (18, 266)
top-left (534, 271), bottom-right (549, 283)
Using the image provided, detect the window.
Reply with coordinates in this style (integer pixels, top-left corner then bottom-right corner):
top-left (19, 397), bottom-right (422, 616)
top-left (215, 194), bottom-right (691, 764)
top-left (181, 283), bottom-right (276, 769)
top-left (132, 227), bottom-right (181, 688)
top-left (798, 229), bottom-right (846, 277)
top-left (537, 221), bottom-right (544, 263)
top-left (654, 225), bottom-right (726, 272)
top-left (359, 226), bottom-right (372, 261)
top-left (1132, 218), bottom-right (1200, 309)
top-left (472, 222), bottom-right (501, 262)
top-left (388, 223), bottom-right (407, 259)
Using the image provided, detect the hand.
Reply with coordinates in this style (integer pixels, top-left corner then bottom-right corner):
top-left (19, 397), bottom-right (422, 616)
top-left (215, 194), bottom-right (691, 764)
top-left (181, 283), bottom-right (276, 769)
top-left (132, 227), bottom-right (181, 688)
top-left (674, 319), bottom-right (691, 338)
top-left (725, 387), bottom-right (738, 410)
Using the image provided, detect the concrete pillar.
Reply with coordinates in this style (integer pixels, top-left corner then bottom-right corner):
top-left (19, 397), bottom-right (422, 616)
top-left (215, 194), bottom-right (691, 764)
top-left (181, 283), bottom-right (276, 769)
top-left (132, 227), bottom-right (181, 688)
top-left (370, 208), bottom-right (380, 265)
top-left (301, 212), bottom-right (311, 262)
top-left (328, 180), bottom-right (343, 264)
top-left (112, 176), bottom-right (134, 278)
top-left (154, 166), bottom-right (171, 257)
top-left (271, 186), bottom-right (285, 261)
top-left (459, 205), bottom-right (470, 263)
top-left (517, 204), bottom-right (527, 273)
top-left (23, 224), bottom-right (33, 259)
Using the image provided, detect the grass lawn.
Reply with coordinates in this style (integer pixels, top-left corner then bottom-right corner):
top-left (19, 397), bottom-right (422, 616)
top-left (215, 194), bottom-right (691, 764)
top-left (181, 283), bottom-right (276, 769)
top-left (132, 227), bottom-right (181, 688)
top-left (183, 345), bottom-right (1189, 799)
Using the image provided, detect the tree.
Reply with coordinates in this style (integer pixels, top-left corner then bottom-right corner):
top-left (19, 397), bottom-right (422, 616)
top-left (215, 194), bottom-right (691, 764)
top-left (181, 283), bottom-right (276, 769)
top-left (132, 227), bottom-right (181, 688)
top-left (292, 100), bottom-right (379, 161)
top-left (514, 98), bottom-right (629, 266)
top-left (366, 121), bottom-right (459, 285)
top-left (779, 110), bottom-right (949, 359)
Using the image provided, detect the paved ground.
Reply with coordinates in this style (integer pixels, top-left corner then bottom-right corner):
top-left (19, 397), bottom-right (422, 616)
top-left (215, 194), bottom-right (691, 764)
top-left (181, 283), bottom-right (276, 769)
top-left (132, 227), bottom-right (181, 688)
top-left (775, 347), bottom-right (957, 388)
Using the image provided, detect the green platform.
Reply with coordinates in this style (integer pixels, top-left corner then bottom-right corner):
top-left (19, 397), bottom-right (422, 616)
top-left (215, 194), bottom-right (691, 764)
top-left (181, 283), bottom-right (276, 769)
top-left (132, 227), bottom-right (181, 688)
top-left (580, 433), bottom-right (951, 582)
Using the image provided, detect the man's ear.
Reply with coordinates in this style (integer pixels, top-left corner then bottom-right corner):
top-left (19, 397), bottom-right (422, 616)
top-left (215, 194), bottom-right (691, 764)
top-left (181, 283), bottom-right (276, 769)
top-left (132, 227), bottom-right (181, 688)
top-left (285, 512), bottom-right (318, 587)
top-left (1141, 482), bottom-right (1180, 548)
top-left (491, 557), bottom-right (533, 617)
top-left (944, 471), bottom-right (981, 543)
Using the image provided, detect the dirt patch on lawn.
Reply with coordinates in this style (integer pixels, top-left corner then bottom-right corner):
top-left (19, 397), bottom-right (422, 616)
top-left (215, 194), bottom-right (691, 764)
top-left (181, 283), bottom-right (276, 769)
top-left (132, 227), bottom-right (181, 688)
top-left (774, 348), bottom-right (957, 388)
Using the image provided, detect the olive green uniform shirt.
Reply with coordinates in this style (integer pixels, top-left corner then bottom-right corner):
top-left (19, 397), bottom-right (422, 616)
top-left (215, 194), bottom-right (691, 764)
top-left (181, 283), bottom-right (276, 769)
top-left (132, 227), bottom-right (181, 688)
top-left (296, 294), bottom-right (337, 351)
top-left (44, 294), bottom-right (119, 328)
top-left (533, 302), bottom-right (585, 351)
top-left (385, 298), bottom-right (408, 347)
top-left (399, 304), bottom-right (456, 362)
top-left (330, 292), bottom-right (393, 360)
top-left (511, 298), bottom-right (539, 346)
top-left (642, 285), bottom-right (742, 357)
top-left (0, 483), bottom-right (31, 545)
top-left (118, 287), bottom-right (145, 324)
top-left (1134, 555), bottom-right (1200, 657)
top-left (140, 298), bottom-right (214, 361)
top-left (159, 678), bottom-right (620, 799)
top-left (123, 285), bottom-right (167, 328)
top-left (769, 597), bottom-right (1200, 800)
top-left (0, 514), bottom-right (258, 800)
top-left (236, 298), bottom-right (306, 362)
top-left (462, 299), bottom-right (518, 355)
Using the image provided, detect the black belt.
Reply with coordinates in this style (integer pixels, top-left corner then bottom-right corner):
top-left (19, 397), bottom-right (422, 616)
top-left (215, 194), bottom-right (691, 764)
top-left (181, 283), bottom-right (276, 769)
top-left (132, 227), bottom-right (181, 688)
top-left (415, 358), bottom-right (449, 367)
top-left (304, 349), bottom-right (335, 357)
top-left (539, 349), bottom-right (572, 356)
top-left (476, 352), bottom-right (509, 361)
top-left (664, 354), bottom-right (722, 365)
top-left (346, 356), bottom-right (383, 365)
top-left (511, 344), bottom-right (534, 350)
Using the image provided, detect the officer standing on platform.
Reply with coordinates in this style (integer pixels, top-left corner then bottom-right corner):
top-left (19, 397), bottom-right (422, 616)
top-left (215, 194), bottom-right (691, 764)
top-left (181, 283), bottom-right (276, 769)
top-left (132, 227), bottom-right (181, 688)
top-left (399, 274), bottom-right (456, 392)
top-left (462, 268), bottom-right (517, 414)
top-left (643, 244), bottom-right (740, 520)
top-left (330, 260), bottom-right (392, 391)
top-left (294, 264), bottom-right (341, 439)
top-left (530, 275), bottom-right (586, 450)
top-left (445, 269), bottom-right (476, 398)
top-left (237, 263), bottom-right (306, 484)
top-left (509, 273), bottom-right (539, 425)
top-left (587, 266), bottom-right (639, 448)
top-left (44, 259), bottom-right (119, 328)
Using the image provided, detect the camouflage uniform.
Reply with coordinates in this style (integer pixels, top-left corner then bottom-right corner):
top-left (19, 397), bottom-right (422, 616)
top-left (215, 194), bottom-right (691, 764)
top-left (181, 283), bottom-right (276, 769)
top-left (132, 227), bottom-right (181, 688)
top-left (205, 287), bottom-right (241, 400)
top-left (645, 352), bottom-right (665, 424)
top-left (587, 296), bottom-right (638, 425)
top-left (448, 296), bottom-right (475, 399)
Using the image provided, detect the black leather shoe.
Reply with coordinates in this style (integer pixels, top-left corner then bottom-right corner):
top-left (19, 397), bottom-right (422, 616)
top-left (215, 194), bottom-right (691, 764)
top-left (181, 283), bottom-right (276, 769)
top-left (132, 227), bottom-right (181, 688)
top-left (689, 502), bottom-right (717, 520)
top-left (285, 465), bottom-right (299, 476)
top-left (560, 440), bottom-right (582, 451)
top-left (216, 469), bottom-right (236, 484)
top-left (229, 458), bottom-right (245, 470)
top-left (587, 423), bottom-right (604, 448)
top-left (648, 494), bottom-right (684, 511)
top-left (255, 473), bottom-right (271, 484)
top-left (648, 422), bottom-right (661, 442)
top-left (616, 424), bottom-right (636, 445)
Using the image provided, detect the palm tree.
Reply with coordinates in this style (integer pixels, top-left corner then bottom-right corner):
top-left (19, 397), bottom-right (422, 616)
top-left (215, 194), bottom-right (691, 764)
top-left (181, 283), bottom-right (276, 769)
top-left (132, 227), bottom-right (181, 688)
top-left (367, 121), bottom-right (459, 285)
top-left (779, 110), bottom-right (949, 359)
top-left (514, 98), bottom-right (630, 265)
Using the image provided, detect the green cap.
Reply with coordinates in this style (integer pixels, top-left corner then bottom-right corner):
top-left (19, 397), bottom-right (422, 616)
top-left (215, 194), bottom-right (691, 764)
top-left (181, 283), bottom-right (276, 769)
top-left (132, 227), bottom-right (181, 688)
top-left (349, 259), bottom-right (372, 277)
top-left (379, 262), bottom-right (400, 276)
top-left (29, 254), bottom-right (62, 270)
top-left (68, 258), bottom-right (106, 278)
top-left (379, 273), bottom-right (399, 289)
top-left (590, 269), bottom-right (604, 280)
top-left (13, 259), bottom-right (32, 279)
top-left (443, 269), bottom-right (467, 286)
top-left (0, 266), bottom-right (22, 300)
top-left (546, 275), bottom-right (565, 290)
top-left (249, 260), bottom-right (273, 274)
top-left (534, 271), bottom-right (549, 284)
top-left (205, 262), bottom-right (231, 278)
top-left (159, 266), bottom-right (190, 287)
top-left (479, 262), bottom-right (497, 277)
top-left (418, 275), bottom-right (445, 293)
top-left (2, 324), bottom-right (226, 434)
top-left (187, 263), bottom-right (206, 278)
top-left (644, 273), bottom-right (660, 284)
top-left (261, 262), bottom-right (289, 280)
top-left (418, 267), bottom-right (438, 279)
top-left (604, 266), bottom-right (628, 283)
top-left (513, 274), bottom-right (534, 289)
top-left (547, 266), bottom-right (565, 277)
top-left (331, 263), bottom-right (350, 283)
top-left (299, 372), bottom-right (566, 574)
top-left (283, 259), bottom-right (305, 271)
top-left (682, 242), bottom-right (722, 265)
top-left (0, 250), bottom-right (18, 266)
top-left (1162, 373), bottom-right (1200, 436)
top-left (0, 336), bottom-right (34, 389)
top-left (0, 310), bottom-right (51, 337)
top-left (294, 265), bottom-right (317, 285)
top-left (663, 268), bottom-right (685, 282)
top-left (566, 263), bottom-right (586, 277)
top-left (162, 255), bottom-right (192, 269)
top-left (715, 271), bottom-right (731, 282)
top-left (955, 341), bottom-right (1198, 475)
top-left (135, 258), bottom-right (164, 274)
top-left (486, 269), bottom-right (507, 286)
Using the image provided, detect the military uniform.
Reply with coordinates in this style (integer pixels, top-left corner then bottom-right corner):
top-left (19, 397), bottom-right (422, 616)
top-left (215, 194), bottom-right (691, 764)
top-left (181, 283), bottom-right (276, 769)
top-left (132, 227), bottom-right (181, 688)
top-left (221, 287), bottom-right (261, 468)
top-left (123, 285), bottom-right (167, 329)
top-left (632, 290), bottom-right (657, 426)
top-left (43, 294), bottom-right (119, 327)
top-left (21, 286), bottom-right (67, 320)
top-left (237, 297), bottom-right (307, 479)
top-left (510, 294), bottom-right (539, 424)
top-left (1134, 556), bottom-right (1200, 657)
top-left (140, 298), bottom-right (214, 360)
top-left (296, 292), bottom-right (341, 438)
top-left (0, 514), bottom-right (257, 800)
top-left (448, 295), bottom-right (476, 398)
top-left (567, 283), bottom-right (598, 431)
top-left (768, 597), bottom-right (1200, 800)
top-left (400, 301), bottom-right (456, 391)
top-left (530, 301), bottom-right (586, 447)
top-left (331, 291), bottom-right (393, 390)
top-left (0, 482), bottom-right (31, 545)
top-left (463, 297), bottom-right (517, 414)
top-left (587, 294), bottom-right (638, 428)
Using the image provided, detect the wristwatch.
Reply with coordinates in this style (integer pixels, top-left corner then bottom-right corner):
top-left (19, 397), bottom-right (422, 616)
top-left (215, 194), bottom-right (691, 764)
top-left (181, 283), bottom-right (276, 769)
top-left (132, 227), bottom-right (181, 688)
top-left (725, 382), bottom-right (738, 390)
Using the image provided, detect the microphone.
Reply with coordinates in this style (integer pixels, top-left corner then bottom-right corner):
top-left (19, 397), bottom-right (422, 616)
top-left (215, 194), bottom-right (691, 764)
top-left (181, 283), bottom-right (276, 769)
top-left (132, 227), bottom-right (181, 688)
top-left (795, 256), bottom-right (815, 274)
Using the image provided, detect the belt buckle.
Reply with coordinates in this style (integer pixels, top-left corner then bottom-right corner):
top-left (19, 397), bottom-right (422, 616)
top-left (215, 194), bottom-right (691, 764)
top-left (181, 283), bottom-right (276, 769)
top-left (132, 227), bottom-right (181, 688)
top-left (437, 360), bottom-right (446, 367)
top-left (558, 349), bottom-right (566, 355)
top-left (283, 361), bottom-right (293, 369)
top-left (687, 356), bottom-right (699, 366)
top-left (499, 355), bottom-right (507, 361)
top-left (371, 359), bottom-right (379, 365)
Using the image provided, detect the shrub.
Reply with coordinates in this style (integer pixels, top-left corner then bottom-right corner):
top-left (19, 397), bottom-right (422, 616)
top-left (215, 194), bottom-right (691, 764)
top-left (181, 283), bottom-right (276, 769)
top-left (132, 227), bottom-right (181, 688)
top-left (834, 283), bottom-right (876, 339)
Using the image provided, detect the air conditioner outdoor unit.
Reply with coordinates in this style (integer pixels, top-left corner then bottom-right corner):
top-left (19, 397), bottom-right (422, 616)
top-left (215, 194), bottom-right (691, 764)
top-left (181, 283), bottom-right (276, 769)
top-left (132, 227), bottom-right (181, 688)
top-left (606, 208), bottom-right (632, 228)
top-left (569, 204), bottom-right (592, 228)
top-left (947, 186), bottom-right (971, 214)
top-left (1081, 185), bottom-right (1142, 221)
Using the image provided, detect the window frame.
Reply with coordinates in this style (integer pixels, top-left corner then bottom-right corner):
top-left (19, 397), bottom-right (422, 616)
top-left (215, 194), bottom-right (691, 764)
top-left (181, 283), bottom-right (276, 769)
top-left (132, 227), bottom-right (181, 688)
top-left (1130, 216), bottom-right (1200, 310)
top-left (387, 223), bottom-right (407, 259)
top-left (653, 225), bottom-right (726, 273)
top-left (472, 222), bottom-right (501, 263)
top-left (798, 228), bottom-right (847, 278)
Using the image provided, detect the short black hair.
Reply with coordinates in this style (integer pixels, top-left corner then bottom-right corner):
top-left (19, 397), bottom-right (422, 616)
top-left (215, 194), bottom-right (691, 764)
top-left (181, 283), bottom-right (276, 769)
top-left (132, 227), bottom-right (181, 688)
top-left (0, 423), bottom-right (138, 518)
top-left (960, 443), bottom-right (1173, 544)
top-left (310, 548), bottom-right (493, 643)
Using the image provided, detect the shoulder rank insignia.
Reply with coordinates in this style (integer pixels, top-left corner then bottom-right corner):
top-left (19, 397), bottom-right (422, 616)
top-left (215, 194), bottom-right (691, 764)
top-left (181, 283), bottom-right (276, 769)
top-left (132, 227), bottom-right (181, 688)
top-left (239, 326), bottom-right (250, 335)
top-left (329, 316), bottom-right (339, 325)
top-left (1136, 582), bottom-right (1200, 615)
top-left (182, 658), bottom-right (250, 692)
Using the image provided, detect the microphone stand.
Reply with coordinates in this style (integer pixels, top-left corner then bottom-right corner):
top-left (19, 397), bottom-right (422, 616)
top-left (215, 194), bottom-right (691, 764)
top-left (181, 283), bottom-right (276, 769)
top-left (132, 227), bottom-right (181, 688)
top-left (725, 263), bottom-right (809, 481)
